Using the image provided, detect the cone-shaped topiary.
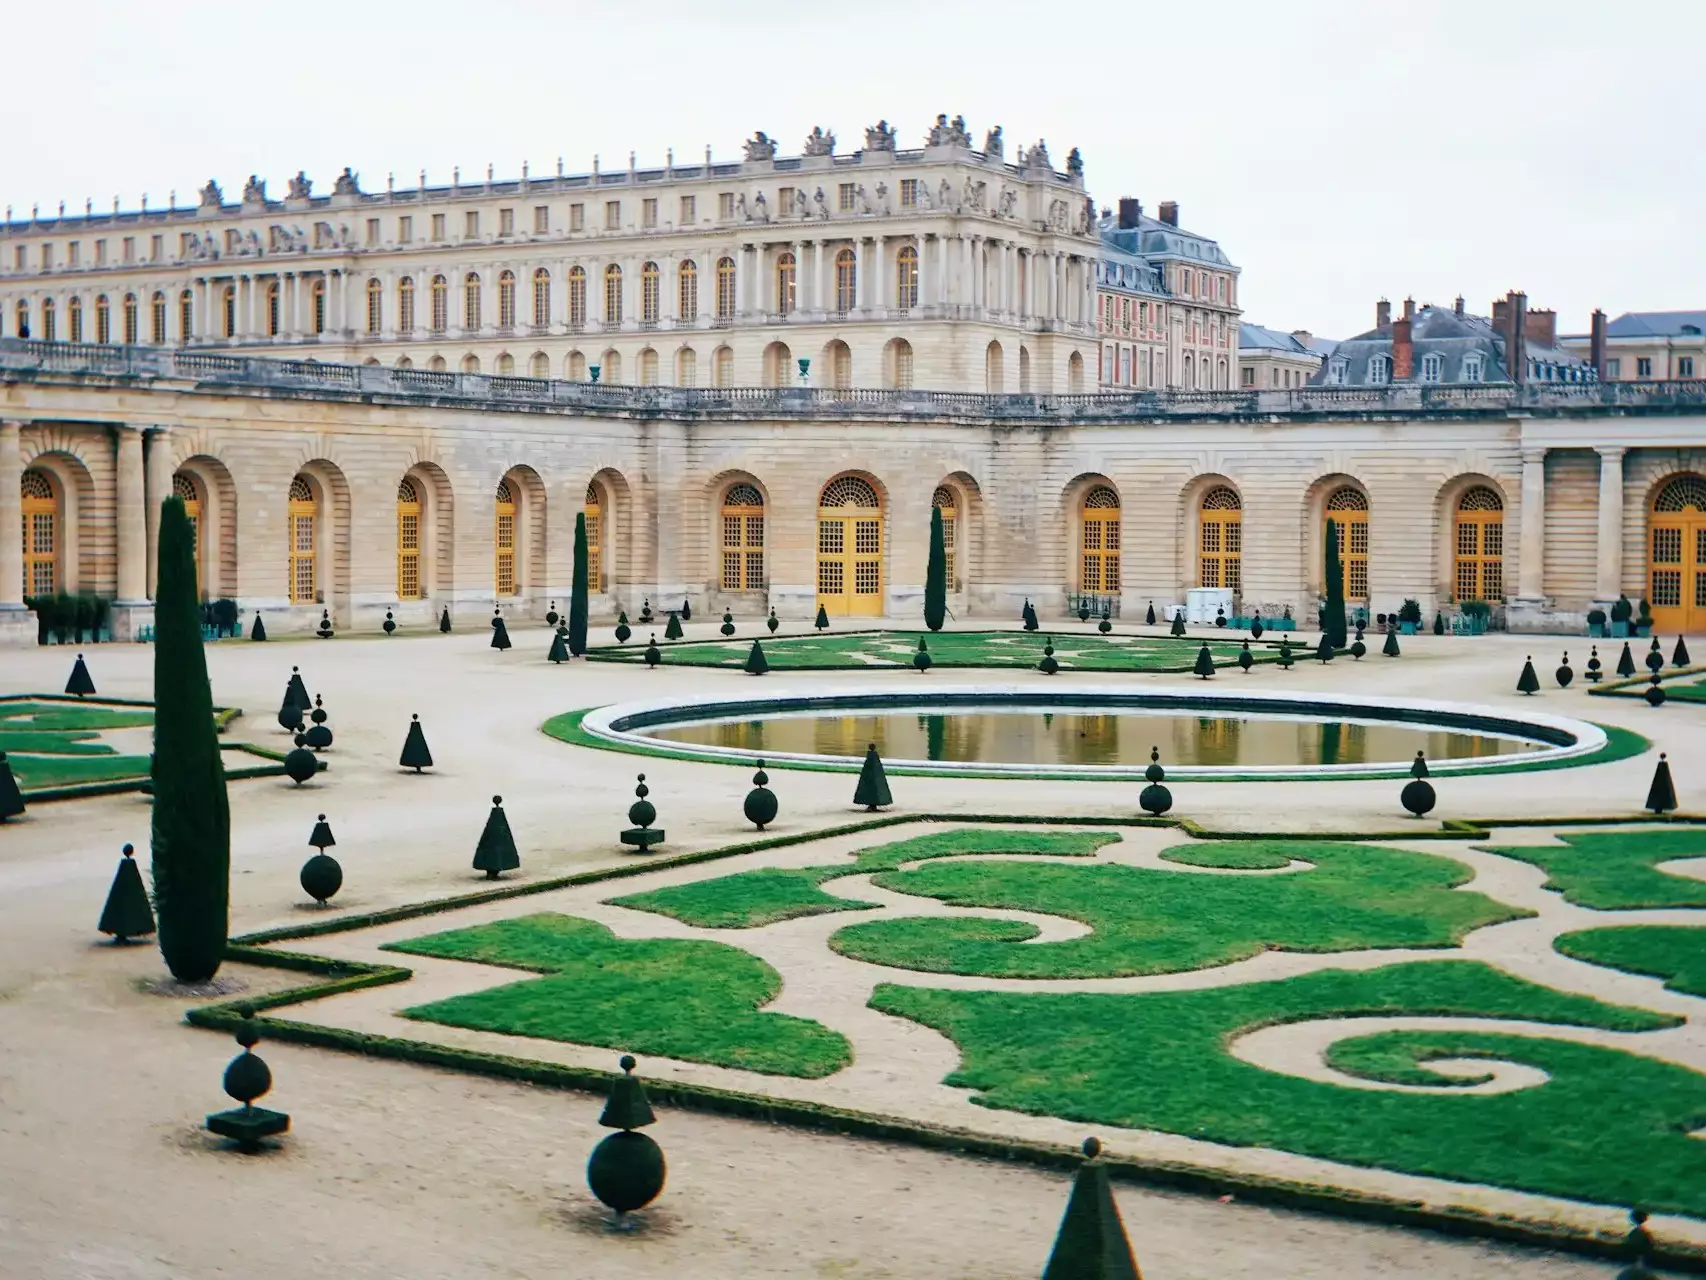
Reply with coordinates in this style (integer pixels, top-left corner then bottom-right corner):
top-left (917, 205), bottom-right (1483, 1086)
top-left (490, 609), bottom-right (512, 651)
top-left (743, 761), bottom-right (778, 830)
top-left (680, 598), bottom-right (691, 622)
top-left (286, 667), bottom-right (310, 715)
top-left (1323, 517), bottom-right (1347, 648)
top-left (473, 795), bottom-right (520, 879)
top-left (545, 600), bottom-right (559, 627)
top-left (0, 752), bottom-right (25, 821)
top-left (1586, 646), bottom-right (1603, 682)
top-left (382, 609), bottom-right (396, 636)
top-left (303, 694), bottom-right (333, 751)
top-left (1674, 635), bottom-right (1692, 668)
top-left (548, 625), bottom-right (569, 664)
top-left (1039, 641), bottom-right (1059, 675)
top-left (1517, 656), bottom-right (1540, 694)
top-left (1237, 640), bottom-right (1253, 672)
top-left (151, 495), bottom-right (231, 984)
top-left (639, 598), bottom-right (654, 624)
top-left (1617, 641), bottom-right (1637, 678)
top-left (1556, 652), bottom-right (1574, 687)
top-left (913, 635), bottom-right (933, 672)
top-left (1145, 601), bottom-right (1156, 626)
top-left (570, 512), bottom-right (590, 657)
top-left (1041, 1136), bottom-right (1142, 1280)
top-left (720, 610), bottom-right (736, 637)
top-left (307, 814), bottom-right (334, 851)
top-left (815, 603), bottom-right (829, 631)
top-left (588, 1055), bottom-right (666, 1221)
top-left (767, 607), bottom-right (779, 634)
top-left (1646, 638), bottom-right (1665, 673)
top-left (439, 605), bottom-right (451, 633)
top-left (1433, 611), bottom-right (1445, 636)
top-left (1315, 633), bottom-right (1334, 663)
top-left (925, 505), bottom-right (948, 631)
top-left (621, 775), bottom-right (665, 851)
top-left (1646, 674), bottom-right (1668, 707)
top-left (644, 635), bottom-right (661, 667)
top-left (65, 653), bottom-right (96, 697)
top-left (400, 714), bottom-right (433, 772)
top-left (98, 843), bottom-right (155, 942)
top-left (1193, 642), bottom-right (1215, 679)
top-left (1278, 638), bottom-right (1294, 669)
top-left (300, 851), bottom-right (342, 905)
top-left (1097, 606), bottom-right (1112, 635)
top-left (854, 743), bottom-right (892, 810)
top-left (1139, 747), bottom-right (1172, 816)
top-left (1382, 626), bottom-right (1401, 657)
top-left (316, 609), bottom-right (334, 639)
top-left (1350, 625), bottom-right (1367, 660)
top-left (1023, 599), bottom-right (1039, 631)
top-left (1646, 753), bottom-right (1678, 814)
top-left (205, 1008), bottom-right (290, 1152)
top-left (614, 611), bottom-right (632, 644)
top-left (283, 733), bottom-right (318, 785)
top-left (744, 639), bottom-right (769, 675)
top-left (1169, 610), bottom-right (1186, 638)
top-left (250, 613), bottom-right (267, 641)
top-left (664, 610), bottom-right (683, 641)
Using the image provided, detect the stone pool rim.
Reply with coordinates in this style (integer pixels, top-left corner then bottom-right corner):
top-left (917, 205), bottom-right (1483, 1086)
top-left (569, 684), bottom-right (1610, 781)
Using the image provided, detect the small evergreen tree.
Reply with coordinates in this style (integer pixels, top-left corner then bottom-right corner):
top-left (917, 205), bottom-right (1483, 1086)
top-left (473, 795), bottom-right (520, 879)
top-left (286, 667), bottom-right (310, 714)
top-left (382, 609), bottom-right (397, 636)
top-left (1675, 635), bottom-right (1693, 668)
top-left (98, 843), bottom-right (155, 942)
top-left (150, 495), bottom-right (231, 983)
top-left (924, 506), bottom-right (947, 632)
top-left (491, 609), bottom-right (512, 650)
top-left (1382, 626), bottom-right (1401, 657)
top-left (1323, 517), bottom-right (1347, 648)
top-left (614, 611), bottom-right (631, 643)
top-left (1585, 646), bottom-right (1603, 682)
top-left (1193, 642), bottom-right (1215, 679)
top-left (439, 606), bottom-right (451, 633)
top-left (1315, 633), bottom-right (1334, 663)
top-left (1145, 602), bottom-right (1156, 626)
top-left (1517, 655), bottom-right (1540, 694)
top-left (548, 625), bottom-right (569, 663)
top-left (1277, 638), bottom-right (1294, 669)
top-left (249, 613), bottom-right (267, 641)
top-left (913, 635), bottom-right (932, 672)
top-left (1022, 599), bottom-right (1039, 632)
top-left (853, 743), bottom-right (892, 810)
top-left (815, 603), bottom-right (829, 631)
top-left (1038, 641), bottom-right (1059, 675)
top-left (720, 610), bottom-right (736, 637)
top-left (570, 512), bottom-right (590, 657)
top-left (0, 752), bottom-right (23, 821)
top-left (644, 635), bottom-right (661, 667)
top-left (1097, 606), bottom-right (1111, 635)
top-left (1433, 611), bottom-right (1445, 636)
top-left (1617, 641), bottom-right (1637, 678)
top-left (680, 598), bottom-right (691, 622)
top-left (1237, 640), bottom-right (1253, 672)
top-left (743, 762), bottom-right (778, 830)
top-left (1042, 1137), bottom-right (1141, 1280)
top-left (1646, 753), bottom-right (1678, 815)
top-left (1556, 652), bottom-right (1574, 687)
top-left (767, 607), bottom-right (779, 633)
top-left (744, 639), bottom-right (769, 675)
top-left (1350, 625), bottom-right (1367, 659)
top-left (399, 714), bottom-right (433, 772)
top-left (1169, 610), bottom-right (1186, 638)
top-left (1646, 638), bottom-right (1665, 673)
top-left (65, 653), bottom-right (96, 697)
top-left (664, 611), bottom-right (683, 641)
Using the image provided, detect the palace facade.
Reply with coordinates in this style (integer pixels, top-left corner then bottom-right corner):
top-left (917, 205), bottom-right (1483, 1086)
top-left (5, 338), bottom-right (1706, 648)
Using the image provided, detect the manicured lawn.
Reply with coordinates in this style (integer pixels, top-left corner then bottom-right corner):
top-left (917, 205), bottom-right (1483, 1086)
top-left (825, 839), bottom-right (1525, 978)
top-left (0, 700), bottom-right (155, 792)
top-left (588, 629), bottom-right (1273, 673)
top-left (609, 828), bottom-right (1118, 928)
top-left (1479, 828), bottom-right (1706, 909)
top-left (8, 754), bottom-right (154, 790)
top-left (1555, 925), bottom-right (1706, 997)
top-left (0, 702), bottom-right (153, 732)
top-left (872, 961), bottom-right (1706, 1216)
top-left (384, 912), bottom-right (851, 1078)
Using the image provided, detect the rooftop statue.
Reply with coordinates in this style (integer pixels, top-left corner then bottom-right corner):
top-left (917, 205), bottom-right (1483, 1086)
top-left (242, 175), bottom-right (267, 204)
top-left (802, 126), bottom-right (836, 157)
top-left (286, 171), bottom-right (313, 200)
top-left (743, 132), bottom-right (777, 162)
top-left (198, 179), bottom-right (223, 209)
top-left (863, 120), bottom-right (897, 152)
top-left (332, 167), bottom-right (361, 196)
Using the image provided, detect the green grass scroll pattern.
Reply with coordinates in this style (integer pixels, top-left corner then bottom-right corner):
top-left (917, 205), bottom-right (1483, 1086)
top-left (1479, 828), bottom-right (1706, 909)
top-left (872, 961), bottom-right (1706, 1216)
top-left (384, 913), bottom-right (851, 1078)
top-left (609, 828), bottom-right (1120, 929)
top-left (825, 840), bottom-right (1526, 979)
top-left (1556, 926), bottom-right (1706, 998)
top-left (0, 701), bottom-right (154, 790)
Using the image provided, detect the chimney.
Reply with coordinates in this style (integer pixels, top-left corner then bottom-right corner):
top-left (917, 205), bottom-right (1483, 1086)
top-left (1523, 308), bottom-right (1556, 348)
top-left (1491, 297), bottom-right (1509, 328)
top-left (1589, 308), bottom-right (1607, 378)
top-left (1403, 296), bottom-right (1416, 322)
top-left (1117, 197), bottom-right (1141, 230)
top-left (1505, 290), bottom-right (1529, 384)
top-left (1157, 200), bottom-right (1178, 227)
top-left (1290, 329), bottom-right (1313, 347)
top-left (1375, 298), bottom-right (1391, 329)
top-left (1392, 315), bottom-right (1414, 380)
top-left (1454, 295), bottom-right (1465, 317)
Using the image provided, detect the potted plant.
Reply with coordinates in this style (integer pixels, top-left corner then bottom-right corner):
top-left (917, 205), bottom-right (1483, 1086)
top-left (1586, 607), bottom-right (1607, 638)
top-left (1637, 598), bottom-right (1653, 636)
top-left (1460, 599), bottom-right (1492, 634)
top-left (1610, 595), bottom-right (1633, 638)
top-left (1397, 598), bottom-right (1423, 635)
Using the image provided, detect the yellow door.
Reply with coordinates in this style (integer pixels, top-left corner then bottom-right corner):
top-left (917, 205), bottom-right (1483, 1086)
top-left (495, 479), bottom-right (517, 595)
top-left (585, 482), bottom-right (603, 593)
top-left (1326, 487), bottom-right (1369, 603)
top-left (287, 475), bottom-right (316, 603)
top-left (1649, 474), bottom-right (1706, 634)
top-left (21, 470), bottom-right (57, 598)
top-left (817, 475), bottom-right (882, 616)
top-left (1080, 486), bottom-right (1121, 593)
top-left (397, 478), bottom-right (422, 600)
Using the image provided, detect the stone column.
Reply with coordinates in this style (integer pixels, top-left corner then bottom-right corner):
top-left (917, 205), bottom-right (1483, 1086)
top-left (790, 240), bottom-right (803, 314)
top-left (1595, 446), bottom-right (1626, 599)
top-left (144, 426), bottom-right (173, 598)
top-left (114, 425), bottom-right (148, 604)
top-left (1517, 446), bottom-right (1547, 600)
top-left (0, 419), bottom-right (23, 608)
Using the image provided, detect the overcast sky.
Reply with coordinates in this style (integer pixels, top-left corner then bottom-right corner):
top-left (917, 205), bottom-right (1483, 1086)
top-left (6, 0), bottom-right (1701, 339)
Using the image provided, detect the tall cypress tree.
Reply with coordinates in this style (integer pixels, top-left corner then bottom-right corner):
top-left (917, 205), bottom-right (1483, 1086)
top-left (924, 506), bottom-right (947, 632)
top-left (150, 496), bottom-right (230, 982)
top-left (569, 511), bottom-right (590, 657)
top-left (1324, 516), bottom-right (1348, 649)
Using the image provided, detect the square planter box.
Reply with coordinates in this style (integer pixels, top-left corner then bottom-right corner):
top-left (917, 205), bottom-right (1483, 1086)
top-left (1400, 622), bottom-right (1419, 635)
top-left (1588, 622), bottom-right (1606, 638)
top-left (1611, 621), bottom-right (1630, 638)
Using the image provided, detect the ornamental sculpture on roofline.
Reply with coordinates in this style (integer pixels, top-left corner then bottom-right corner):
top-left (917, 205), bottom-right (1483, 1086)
top-left (926, 114), bottom-right (973, 147)
top-left (802, 126), bottom-right (835, 157)
top-left (984, 126), bottom-right (1004, 158)
top-left (286, 171), bottom-right (312, 200)
top-left (743, 132), bottom-right (777, 163)
top-left (332, 167), bottom-right (361, 196)
top-left (198, 179), bottom-right (223, 209)
top-left (1067, 147), bottom-right (1084, 178)
top-left (242, 175), bottom-right (267, 205)
top-left (863, 121), bottom-right (897, 152)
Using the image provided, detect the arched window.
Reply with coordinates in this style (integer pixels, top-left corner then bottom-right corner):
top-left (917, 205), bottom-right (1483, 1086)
top-left (834, 248), bottom-right (857, 313)
top-left (463, 273), bottom-right (482, 331)
top-left (532, 268), bottom-right (550, 328)
top-left (776, 252), bottom-right (796, 315)
top-left (1453, 486), bottom-right (1504, 602)
top-left (428, 354), bottom-right (447, 372)
top-left (639, 261), bottom-right (660, 326)
top-left (173, 472), bottom-right (203, 589)
top-left (396, 356), bottom-right (413, 369)
top-left (430, 276), bottom-right (448, 333)
top-left (601, 349), bottom-right (622, 383)
top-left (122, 293), bottom-right (138, 345)
top-left (495, 478), bottom-right (517, 595)
top-left (398, 277), bottom-right (416, 333)
top-left (1080, 486), bottom-right (1121, 594)
top-left (1325, 486), bottom-right (1370, 601)
top-left (715, 256), bottom-right (736, 320)
top-left (889, 338), bottom-right (914, 390)
top-left (461, 353), bottom-right (480, 374)
top-left (69, 296), bottom-right (84, 343)
top-left (41, 299), bottom-right (56, 343)
top-left (1199, 486), bottom-right (1242, 590)
top-left (14, 301), bottom-right (27, 340)
top-left (497, 270), bottom-right (516, 330)
top-left (764, 341), bottom-right (792, 388)
top-left (259, 281), bottom-right (278, 337)
top-left (178, 291), bottom-right (192, 341)
top-left (896, 245), bottom-right (919, 309)
top-left (722, 482), bottom-right (765, 590)
top-left (1068, 351), bottom-right (1085, 393)
top-left (933, 485), bottom-right (959, 587)
top-left (817, 475), bottom-right (882, 617)
top-left (309, 278), bottom-right (325, 336)
top-left (827, 339), bottom-right (852, 390)
top-left (567, 350), bottom-right (587, 381)
top-left (21, 470), bottom-right (57, 597)
top-left (985, 341), bottom-right (1004, 392)
top-left (638, 347), bottom-right (658, 385)
top-left (678, 260), bottom-right (698, 320)
top-left (568, 266), bottom-right (587, 329)
top-left (496, 352), bottom-right (514, 375)
top-left (603, 264), bottom-right (623, 325)
top-left (220, 287), bottom-right (238, 340)
top-left (366, 278), bottom-right (383, 334)
top-left (676, 346), bottom-right (696, 386)
top-left (713, 345), bottom-right (733, 387)
top-left (288, 475), bottom-right (317, 603)
top-left (1648, 473), bottom-right (1706, 633)
top-left (584, 481), bottom-right (603, 592)
top-left (530, 351), bottom-right (549, 378)
top-left (95, 295), bottom-right (111, 344)
top-left (397, 477), bottom-right (422, 600)
top-left (1019, 346), bottom-right (1031, 392)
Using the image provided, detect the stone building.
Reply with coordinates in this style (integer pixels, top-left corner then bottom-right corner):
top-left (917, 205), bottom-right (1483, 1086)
top-left (1560, 310), bottom-right (1704, 382)
top-left (0, 120), bottom-right (1099, 395)
top-left (1318, 294), bottom-right (1596, 387)
top-left (1238, 323), bottom-right (1325, 389)
top-left (5, 338), bottom-right (1706, 648)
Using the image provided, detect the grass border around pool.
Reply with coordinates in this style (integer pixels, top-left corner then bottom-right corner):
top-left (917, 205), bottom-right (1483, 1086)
top-left (183, 810), bottom-right (1706, 1272)
top-left (542, 706), bottom-right (1650, 783)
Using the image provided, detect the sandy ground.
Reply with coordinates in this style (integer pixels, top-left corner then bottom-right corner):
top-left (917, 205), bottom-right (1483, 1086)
top-left (0, 619), bottom-right (1694, 1279)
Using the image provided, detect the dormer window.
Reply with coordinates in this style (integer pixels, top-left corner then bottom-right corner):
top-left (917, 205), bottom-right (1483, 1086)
top-left (1367, 354), bottom-right (1391, 385)
top-left (1420, 353), bottom-right (1443, 383)
top-left (1327, 357), bottom-right (1348, 385)
top-left (1462, 354), bottom-right (1483, 383)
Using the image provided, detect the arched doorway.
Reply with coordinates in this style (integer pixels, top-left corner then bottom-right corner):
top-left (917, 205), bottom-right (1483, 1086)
top-left (933, 485), bottom-right (959, 588)
top-left (173, 473), bottom-right (204, 594)
top-left (585, 481), bottom-right (603, 592)
top-left (1067, 351), bottom-right (1085, 392)
top-left (721, 483), bottom-right (765, 591)
top-left (397, 478), bottom-right (422, 600)
top-left (985, 341), bottom-right (1004, 392)
top-left (21, 470), bottom-right (57, 598)
top-left (763, 342), bottom-right (792, 388)
top-left (1199, 485), bottom-right (1242, 591)
top-left (1649, 473), bottom-right (1706, 633)
top-left (1453, 486), bottom-right (1504, 603)
top-left (817, 475), bottom-right (882, 616)
top-left (1325, 486), bottom-right (1369, 603)
top-left (495, 479), bottom-right (518, 596)
top-left (1080, 486), bottom-right (1121, 594)
top-left (288, 475), bottom-right (317, 603)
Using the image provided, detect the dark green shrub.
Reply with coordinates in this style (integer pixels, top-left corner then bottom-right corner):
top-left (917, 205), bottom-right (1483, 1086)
top-left (569, 513), bottom-right (590, 657)
top-left (1397, 598), bottom-right (1423, 625)
top-left (1460, 600), bottom-right (1492, 620)
top-left (924, 506), bottom-right (947, 632)
top-left (1324, 520), bottom-right (1347, 647)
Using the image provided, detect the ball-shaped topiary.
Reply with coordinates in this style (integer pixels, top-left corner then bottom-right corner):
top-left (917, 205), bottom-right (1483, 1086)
top-left (299, 852), bottom-right (343, 904)
top-left (743, 762), bottom-right (779, 830)
top-left (1556, 652), bottom-right (1574, 687)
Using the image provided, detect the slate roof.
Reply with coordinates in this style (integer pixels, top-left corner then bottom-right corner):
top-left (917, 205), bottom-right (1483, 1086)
top-left (1309, 305), bottom-right (1596, 386)
top-left (1238, 323), bottom-right (1317, 356)
top-left (1604, 310), bottom-right (1706, 338)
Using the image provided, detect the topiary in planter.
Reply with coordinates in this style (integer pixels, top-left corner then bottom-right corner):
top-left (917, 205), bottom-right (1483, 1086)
top-left (913, 636), bottom-right (932, 672)
top-left (744, 639), bottom-right (769, 675)
top-left (1675, 635), bottom-right (1692, 667)
top-left (250, 613), bottom-right (268, 641)
top-left (854, 743), bottom-right (892, 811)
top-left (65, 652), bottom-right (95, 697)
top-left (1646, 753), bottom-right (1677, 814)
top-left (1350, 625), bottom-right (1366, 660)
top-left (205, 1008), bottom-right (289, 1153)
top-left (614, 611), bottom-right (632, 644)
top-left (1556, 652), bottom-right (1574, 687)
top-left (1193, 642), bottom-right (1215, 679)
top-left (382, 609), bottom-right (396, 636)
top-left (1617, 642), bottom-right (1637, 678)
top-left (472, 796), bottom-right (520, 879)
top-left (283, 734), bottom-right (318, 785)
top-left (439, 606), bottom-right (451, 633)
top-left (620, 775), bottom-right (665, 852)
top-left (1038, 641), bottom-right (1059, 675)
top-left (1401, 752), bottom-right (1436, 818)
top-left (1041, 1136), bottom-right (1142, 1279)
top-left (1585, 646), bottom-right (1602, 683)
top-left (98, 843), bottom-right (155, 943)
top-left (399, 714), bottom-right (433, 772)
top-left (1169, 610), bottom-right (1186, 638)
top-left (490, 609), bottom-right (512, 650)
top-left (1139, 748), bottom-right (1172, 816)
top-left (644, 635), bottom-right (661, 668)
top-left (0, 752), bottom-right (22, 821)
top-left (1611, 595), bottom-right (1633, 625)
top-left (720, 610), bottom-right (736, 637)
top-left (548, 625), bottom-right (569, 664)
top-left (1517, 656), bottom-right (1540, 694)
top-left (767, 607), bottom-right (779, 634)
top-left (815, 604), bottom-right (829, 632)
top-left (743, 761), bottom-right (778, 831)
top-left (587, 1055), bottom-right (665, 1222)
top-left (1646, 674), bottom-right (1667, 707)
